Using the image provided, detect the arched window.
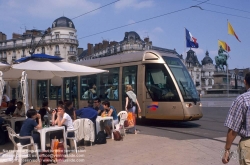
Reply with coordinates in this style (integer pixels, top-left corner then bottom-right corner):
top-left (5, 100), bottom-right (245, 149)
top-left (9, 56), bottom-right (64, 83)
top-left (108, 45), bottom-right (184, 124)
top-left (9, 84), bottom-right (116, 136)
top-left (56, 45), bottom-right (59, 52)
top-left (42, 47), bottom-right (45, 54)
top-left (70, 46), bottom-right (74, 51)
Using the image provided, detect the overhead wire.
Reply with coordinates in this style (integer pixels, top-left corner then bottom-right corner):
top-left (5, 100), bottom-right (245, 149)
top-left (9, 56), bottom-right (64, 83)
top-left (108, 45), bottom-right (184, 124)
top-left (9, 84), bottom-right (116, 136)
top-left (71, 0), bottom-right (121, 20)
top-left (203, 9), bottom-right (250, 20)
top-left (192, 0), bottom-right (250, 14)
top-left (78, 7), bottom-right (192, 39)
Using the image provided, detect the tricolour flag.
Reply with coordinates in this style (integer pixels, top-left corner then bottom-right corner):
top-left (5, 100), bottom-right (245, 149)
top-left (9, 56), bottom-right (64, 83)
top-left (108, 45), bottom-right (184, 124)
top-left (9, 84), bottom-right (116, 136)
top-left (185, 28), bottom-right (199, 48)
top-left (218, 40), bottom-right (231, 52)
top-left (228, 21), bottom-right (241, 42)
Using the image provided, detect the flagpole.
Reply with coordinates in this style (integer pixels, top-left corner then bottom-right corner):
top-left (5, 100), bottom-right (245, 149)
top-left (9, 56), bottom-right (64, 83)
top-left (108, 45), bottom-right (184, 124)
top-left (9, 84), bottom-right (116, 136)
top-left (227, 19), bottom-right (229, 97)
top-left (184, 27), bottom-right (186, 59)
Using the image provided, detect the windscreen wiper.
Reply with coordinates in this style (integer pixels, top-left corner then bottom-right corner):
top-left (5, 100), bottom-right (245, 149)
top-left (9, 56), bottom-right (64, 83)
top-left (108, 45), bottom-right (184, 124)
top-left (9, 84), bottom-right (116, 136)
top-left (179, 80), bottom-right (197, 104)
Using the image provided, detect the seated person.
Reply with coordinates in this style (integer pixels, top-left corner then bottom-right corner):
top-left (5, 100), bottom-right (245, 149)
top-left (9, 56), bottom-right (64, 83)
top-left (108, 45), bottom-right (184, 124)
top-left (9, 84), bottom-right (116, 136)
top-left (105, 86), bottom-right (114, 99)
top-left (2, 93), bottom-right (10, 106)
top-left (93, 98), bottom-right (104, 116)
top-left (38, 101), bottom-right (51, 121)
top-left (13, 101), bottom-right (25, 117)
top-left (100, 101), bottom-right (118, 139)
top-left (50, 105), bottom-right (74, 143)
top-left (65, 101), bottom-right (76, 121)
top-left (75, 100), bottom-right (98, 123)
top-left (19, 109), bottom-right (42, 149)
top-left (5, 99), bottom-right (17, 115)
top-left (1, 101), bottom-right (7, 108)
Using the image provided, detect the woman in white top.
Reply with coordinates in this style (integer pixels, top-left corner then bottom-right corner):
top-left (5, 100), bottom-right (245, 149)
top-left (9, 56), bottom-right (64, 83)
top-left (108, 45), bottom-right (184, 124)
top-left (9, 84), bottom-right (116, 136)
top-left (51, 105), bottom-right (74, 142)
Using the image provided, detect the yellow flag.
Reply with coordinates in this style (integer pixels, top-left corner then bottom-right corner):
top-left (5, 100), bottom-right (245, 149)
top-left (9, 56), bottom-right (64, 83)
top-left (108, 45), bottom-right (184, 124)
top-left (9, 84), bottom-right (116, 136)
top-left (228, 21), bottom-right (241, 42)
top-left (218, 40), bottom-right (230, 52)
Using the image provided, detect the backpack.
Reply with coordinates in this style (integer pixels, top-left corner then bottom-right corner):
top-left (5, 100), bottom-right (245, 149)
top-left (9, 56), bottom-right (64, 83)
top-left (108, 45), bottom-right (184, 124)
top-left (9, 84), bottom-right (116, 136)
top-left (126, 97), bottom-right (133, 109)
top-left (0, 118), bottom-right (8, 145)
top-left (113, 131), bottom-right (123, 141)
top-left (95, 131), bottom-right (107, 144)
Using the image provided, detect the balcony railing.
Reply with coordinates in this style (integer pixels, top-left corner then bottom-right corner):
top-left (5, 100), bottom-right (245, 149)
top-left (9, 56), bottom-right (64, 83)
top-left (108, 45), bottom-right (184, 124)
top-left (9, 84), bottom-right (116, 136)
top-left (0, 38), bottom-right (79, 50)
top-left (68, 51), bottom-right (76, 55)
top-left (54, 51), bottom-right (60, 55)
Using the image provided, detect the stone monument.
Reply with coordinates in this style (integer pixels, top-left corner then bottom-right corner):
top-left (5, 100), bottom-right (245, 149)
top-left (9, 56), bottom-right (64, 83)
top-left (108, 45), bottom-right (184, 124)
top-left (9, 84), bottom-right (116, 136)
top-left (206, 46), bottom-right (240, 96)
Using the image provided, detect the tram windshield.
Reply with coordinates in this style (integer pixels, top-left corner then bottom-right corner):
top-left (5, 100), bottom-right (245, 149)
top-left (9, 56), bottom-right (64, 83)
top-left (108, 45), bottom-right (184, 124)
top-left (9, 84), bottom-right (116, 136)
top-left (145, 63), bottom-right (180, 102)
top-left (162, 56), bottom-right (200, 102)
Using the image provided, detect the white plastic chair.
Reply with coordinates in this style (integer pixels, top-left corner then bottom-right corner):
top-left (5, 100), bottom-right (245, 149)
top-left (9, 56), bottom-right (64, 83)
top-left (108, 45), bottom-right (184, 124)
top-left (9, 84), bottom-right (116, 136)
top-left (6, 126), bottom-right (39, 165)
top-left (117, 111), bottom-right (128, 136)
top-left (66, 120), bottom-right (80, 153)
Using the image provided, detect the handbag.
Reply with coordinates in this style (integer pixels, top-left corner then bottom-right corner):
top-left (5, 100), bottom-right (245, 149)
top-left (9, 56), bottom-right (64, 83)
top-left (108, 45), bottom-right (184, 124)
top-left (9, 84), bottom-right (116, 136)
top-left (127, 112), bottom-right (134, 127)
top-left (126, 97), bottom-right (133, 109)
top-left (113, 130), bottom-right (123, 141)
top-left (124, 120), bottom-right (129, 127)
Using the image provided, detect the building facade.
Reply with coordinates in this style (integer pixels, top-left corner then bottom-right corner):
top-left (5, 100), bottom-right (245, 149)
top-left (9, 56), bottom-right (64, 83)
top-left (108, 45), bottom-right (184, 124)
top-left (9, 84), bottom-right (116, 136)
top-left (184, 49), bottom-right (203, 93)
top-left (200, 50), bottom-right (216, 94)
top-left (0, 16), bottom-right (79, 107)
top-left (0, 16), bottom-right (78, 64)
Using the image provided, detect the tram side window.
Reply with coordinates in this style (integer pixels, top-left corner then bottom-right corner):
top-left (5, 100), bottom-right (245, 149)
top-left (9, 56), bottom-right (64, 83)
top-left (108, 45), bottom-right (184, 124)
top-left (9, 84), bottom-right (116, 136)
top-left (37, 80), bottom-right (48, 107)
top-left (122, 66), bottom-right (137, 92)
top-left (63, 77), bottom-right (78, 108)
top-left (122, 65), bottom-right (137, 108)
top-left (49, 80), bottom-right (61, 100)
top-left (99, 68), bottom-right (119, 100)
top-left (80, 75), bottom-right (97, 100)
top-left (145, 64), bottom-right (180, 102)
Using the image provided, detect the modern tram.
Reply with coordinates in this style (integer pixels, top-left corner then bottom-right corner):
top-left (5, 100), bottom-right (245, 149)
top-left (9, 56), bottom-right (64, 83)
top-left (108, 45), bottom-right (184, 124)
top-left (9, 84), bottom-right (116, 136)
top-left (76, 50), bottom-right (203, 121)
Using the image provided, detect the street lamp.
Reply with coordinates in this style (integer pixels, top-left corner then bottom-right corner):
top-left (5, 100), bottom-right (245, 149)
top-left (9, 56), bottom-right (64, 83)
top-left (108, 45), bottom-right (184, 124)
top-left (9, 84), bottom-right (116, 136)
top-left (234, 68), bottom-right (238, 89)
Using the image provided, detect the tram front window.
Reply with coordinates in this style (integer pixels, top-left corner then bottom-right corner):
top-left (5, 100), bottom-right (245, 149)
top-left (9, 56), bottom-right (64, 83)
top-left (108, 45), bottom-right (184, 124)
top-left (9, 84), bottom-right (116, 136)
top-left (145, 64), bottom-right (180, 102)
top-left (162, 56), bottom-right (200, 102)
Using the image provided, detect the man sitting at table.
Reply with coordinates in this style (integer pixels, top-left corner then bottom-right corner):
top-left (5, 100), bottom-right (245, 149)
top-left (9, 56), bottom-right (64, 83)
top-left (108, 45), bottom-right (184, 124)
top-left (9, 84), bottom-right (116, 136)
top-left (94, 98), bottom-right (104, 116)
top-left (5, 99), bottom-right (16, 115)
top-left (75, 100), bottom-right (98, 123)
top-left (13, 101), bottom-right (25, 117)
top-left (19, 109), bottom-right (42, 149)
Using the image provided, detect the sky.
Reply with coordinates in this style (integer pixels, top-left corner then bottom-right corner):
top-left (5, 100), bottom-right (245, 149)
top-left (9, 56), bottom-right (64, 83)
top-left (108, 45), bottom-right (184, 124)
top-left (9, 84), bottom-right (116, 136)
top-left (0, 0), bottom-right (249, 69)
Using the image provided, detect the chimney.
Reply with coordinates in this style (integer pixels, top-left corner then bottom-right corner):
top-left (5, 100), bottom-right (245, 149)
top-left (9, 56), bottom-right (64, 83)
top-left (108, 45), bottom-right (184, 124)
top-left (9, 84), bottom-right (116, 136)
top-left (87, 43), bottom-right (93, 56)
top-left (94, 44), bottom-right (99, 53)
top-left (0, 32), bottom-right (7, 41)
top-left (144, 37), bottom-right (149, 43)
top-left (110, 41), bottom-right (118, 46)
top-left (98, 43), bottom-right (103, 50)
top-left (12, 33), bottom-right (22, 39)
top-left (102, 40), bottom-right (109, 49)
top-left (77, 48), bottom-right (83, 56)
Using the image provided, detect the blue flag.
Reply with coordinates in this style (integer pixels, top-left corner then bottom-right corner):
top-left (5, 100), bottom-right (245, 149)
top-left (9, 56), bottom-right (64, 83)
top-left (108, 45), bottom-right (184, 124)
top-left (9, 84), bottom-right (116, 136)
top-left (186, 28), bottom-right (199, 48)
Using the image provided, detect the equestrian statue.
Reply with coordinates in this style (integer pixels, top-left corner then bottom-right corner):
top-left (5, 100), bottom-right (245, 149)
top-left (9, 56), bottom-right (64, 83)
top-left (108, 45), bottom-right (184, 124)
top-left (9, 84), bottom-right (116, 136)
top-left (215, 45), bottom-right (228, 72)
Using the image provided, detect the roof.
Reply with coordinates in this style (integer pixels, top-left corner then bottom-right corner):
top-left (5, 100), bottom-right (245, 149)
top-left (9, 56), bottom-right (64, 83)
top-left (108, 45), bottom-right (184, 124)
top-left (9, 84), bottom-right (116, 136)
top-left (201, 50), bottom-right (213, 65)
top-left (52, 16), bottom-right (75, 29)
top-left (75, 50), bottom-right (177, 67)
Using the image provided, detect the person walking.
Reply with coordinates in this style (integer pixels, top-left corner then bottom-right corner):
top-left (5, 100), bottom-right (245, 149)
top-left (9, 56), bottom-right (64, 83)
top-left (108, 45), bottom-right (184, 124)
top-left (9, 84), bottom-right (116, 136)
top-left (125, 85), bottom-right (141, 134)
top-left (222, 72), bottom-right (250, 164)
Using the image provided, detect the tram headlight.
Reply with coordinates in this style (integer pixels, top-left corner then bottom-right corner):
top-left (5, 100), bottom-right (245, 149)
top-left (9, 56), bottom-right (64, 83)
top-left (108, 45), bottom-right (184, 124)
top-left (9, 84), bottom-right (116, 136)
top-left (185, 103), bottom-right (193, 108)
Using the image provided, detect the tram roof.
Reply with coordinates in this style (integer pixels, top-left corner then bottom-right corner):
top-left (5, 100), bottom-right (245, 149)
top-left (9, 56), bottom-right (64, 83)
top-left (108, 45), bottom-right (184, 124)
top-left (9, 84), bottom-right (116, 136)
top-left (75, 50), bottom-right (178, 67)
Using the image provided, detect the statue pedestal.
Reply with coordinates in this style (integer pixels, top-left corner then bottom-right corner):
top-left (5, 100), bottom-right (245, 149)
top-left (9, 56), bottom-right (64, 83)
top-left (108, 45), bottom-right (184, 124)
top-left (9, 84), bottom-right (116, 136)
top-left (206, 72), bottom-right (241, 97)
top-left (212, 72), bottom-right (228, 89)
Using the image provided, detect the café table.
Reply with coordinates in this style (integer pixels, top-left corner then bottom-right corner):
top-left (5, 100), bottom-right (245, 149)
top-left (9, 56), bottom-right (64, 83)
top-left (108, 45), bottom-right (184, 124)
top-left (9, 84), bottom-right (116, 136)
top-left (37, 126), bottom-right (68, 154)
top-left (96, 116), bottom-right (114, 139)
top-left (2, 116), bottom-right (26, 131)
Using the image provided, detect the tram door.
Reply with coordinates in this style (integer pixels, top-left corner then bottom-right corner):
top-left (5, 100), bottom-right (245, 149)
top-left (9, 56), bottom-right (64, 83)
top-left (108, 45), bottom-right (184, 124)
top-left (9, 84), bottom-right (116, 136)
top-left (63, 77), bottom-right (78, 108)
top-left (143, 63), bottom-right (182, 120)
